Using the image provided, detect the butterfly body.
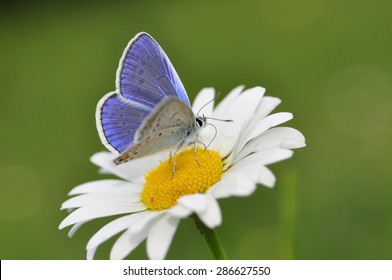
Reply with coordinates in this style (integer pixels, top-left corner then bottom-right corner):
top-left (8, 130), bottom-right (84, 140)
top-left (96, 32), bottom-right (206, 165)
top-left (114, 98), bottom-right (205, 164)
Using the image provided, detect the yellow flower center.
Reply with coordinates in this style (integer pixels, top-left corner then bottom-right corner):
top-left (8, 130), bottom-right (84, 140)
top-left (141, 147), bottom-right (223, 210)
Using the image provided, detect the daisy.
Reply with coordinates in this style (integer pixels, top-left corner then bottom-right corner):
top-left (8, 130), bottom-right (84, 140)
top-left (59, 85), bottom-right (306, 260)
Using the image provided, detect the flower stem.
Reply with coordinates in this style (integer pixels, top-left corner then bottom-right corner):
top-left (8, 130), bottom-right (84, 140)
top-left (192, 214), bottom-right (228, 260)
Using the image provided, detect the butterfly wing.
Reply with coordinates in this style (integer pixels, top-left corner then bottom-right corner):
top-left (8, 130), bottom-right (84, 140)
top-left (96, 32), bottom-right (190, 153)
top-left (114, 98), bottom-right (197, 164)
top-left (117, 32), bottom-right (190, 107)
top-left (136, 98), bottom-right (195, 141)
top-left (96, 92), bottom-right (151, 153)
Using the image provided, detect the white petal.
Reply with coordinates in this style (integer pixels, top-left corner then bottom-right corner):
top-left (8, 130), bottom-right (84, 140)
top-left (210, 166), bottom-right (260, 199)
top-left (110, 223), bottom-right (150, 260)
top-left (230, 172), bottom-right (258, 196)
top-left (108, 212), bottom-right (164, 260)
top-left (232, 97), bottom-right (282, 148)
top-left (86, 247), bottom-right (97, 260)
top-left (86, 214), bottom-right (141, 259)
top-left (147, 215), bottom-right (180, 260)
top-left (219, 162), bottom-right (277, 190)
top-left (233, 148), bottom-right (293, 167)
top-left (85, 211), bottom-right (161, 260)
top-left (212, 86), bottom-right (265, 156)
top-left (229, 166), bottom-right (260, 196)
top-left (213, 85), bottom-right (245, 116)
top-left (90, 152), bottom-right (164, 183)
top-left (209, 178), bottom-right (235, 199)
top-left (90, 152), bottom-right (129, 181)
top-left (234, 127), bottom-right (305, 162)
top-left (246, 127), bottom-right (305, 153)
top-left (209, 171), bottom-right (241, 199)
top-left (177, 194), bottom-right (208, 212)
top-left (228, 112), bottom-right (293, 165)
top-left (208, 86), bottom-right (244, 157)
top-left (59, 203), bottom-right (146, 229)
top-left (128, 210), bottom-right (165, 235)
top-left (177, 194), bottom-right (221, 228)
top-left (192, 88), bottom-right (215, 116)
top-left (252, 96), bottom-right (282, 120)
top-left (257, 166), bottom-right (276, 188)
top-left (167, 204), bottom-right (193, 218)
top-left (87, 214), bottom-right (137, 250)
top-left (61, 193), bottom-right (140, 210)
top-left (69, 179), bottom-right (142, 195)
top-left (196, 195), bottom-right (222, 228)
top-left (221, 86), bottom-right (265, 120)
top-left (260, 127), bottom-right (306, 149)
top-left (239, 112), bottom-right (293, 150)
top-left (68, 221), bottom-right (88, 238)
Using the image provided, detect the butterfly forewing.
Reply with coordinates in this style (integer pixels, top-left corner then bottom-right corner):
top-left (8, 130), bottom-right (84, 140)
top-left (118, 33), bottom-right (190, 108)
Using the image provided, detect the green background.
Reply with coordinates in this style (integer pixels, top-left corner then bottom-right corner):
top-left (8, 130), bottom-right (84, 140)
top-left (1, 0), bottom-right (391, 259)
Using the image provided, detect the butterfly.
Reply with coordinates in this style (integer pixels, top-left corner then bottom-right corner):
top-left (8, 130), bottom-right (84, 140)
top-left (96, 32), bottom-right (208, 173)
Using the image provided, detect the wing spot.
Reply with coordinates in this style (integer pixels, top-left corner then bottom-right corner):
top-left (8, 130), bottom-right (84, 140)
top-left (158, 132), bottom-right (162, 137)
top-left (171, 131), bottom-right (174, 135)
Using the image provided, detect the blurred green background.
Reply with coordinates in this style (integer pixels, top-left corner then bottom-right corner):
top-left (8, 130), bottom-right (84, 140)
top-left (1, 0), bottom-right (391, 260)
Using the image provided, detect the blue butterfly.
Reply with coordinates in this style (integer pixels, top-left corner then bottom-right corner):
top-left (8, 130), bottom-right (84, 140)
top-left (96, 32), bottom-right (207, 166)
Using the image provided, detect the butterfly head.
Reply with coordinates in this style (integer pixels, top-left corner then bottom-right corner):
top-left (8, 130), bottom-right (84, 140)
top-left (196, 115), bottom-right (207, 128)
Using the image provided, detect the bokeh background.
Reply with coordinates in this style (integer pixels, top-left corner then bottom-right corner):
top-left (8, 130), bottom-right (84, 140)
top-left (1, 0), bottom-right (391, 260)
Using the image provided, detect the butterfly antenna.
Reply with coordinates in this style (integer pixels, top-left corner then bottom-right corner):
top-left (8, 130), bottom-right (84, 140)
top-left (205, 116), bottom-right (233, 122)
top-left (196, 92), bottom-right (234, 122)
top-left (196, 92), bottom-right (221, 116)
top-left (205, 122), bottom-right (218, 150)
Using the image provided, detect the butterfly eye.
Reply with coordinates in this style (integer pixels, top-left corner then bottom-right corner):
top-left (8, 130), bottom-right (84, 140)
top-left (196, 117), bottom-right (204, 127)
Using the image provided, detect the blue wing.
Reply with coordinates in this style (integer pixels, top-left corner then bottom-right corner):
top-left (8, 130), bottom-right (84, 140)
top-left (117, 32), bottom-right (189, 106)
top-left (96, 92), bottom-right (151, 153)
top-left (96, 32), bottom-right (190, 153)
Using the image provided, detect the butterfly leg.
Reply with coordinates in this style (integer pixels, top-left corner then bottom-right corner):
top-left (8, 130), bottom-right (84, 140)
top-left (171, 153), bottom-right (177, 180)
top-left (194, 140), bottom-right (212, 157)
top-left (193, 142), bottom-right (201, 166)
top-left (171, 144), bottom-right (183, 179)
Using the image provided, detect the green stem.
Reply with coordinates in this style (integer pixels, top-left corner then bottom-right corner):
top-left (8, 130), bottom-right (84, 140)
top-left (192, 214), bottom-right (228, 260)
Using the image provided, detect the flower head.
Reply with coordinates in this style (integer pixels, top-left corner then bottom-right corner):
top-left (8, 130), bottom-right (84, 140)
top-left (59, 86), bottom-right (305, 259)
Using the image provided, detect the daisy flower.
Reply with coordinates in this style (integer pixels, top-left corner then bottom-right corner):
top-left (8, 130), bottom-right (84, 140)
top-left (59, 85), bottom-right (306, 260)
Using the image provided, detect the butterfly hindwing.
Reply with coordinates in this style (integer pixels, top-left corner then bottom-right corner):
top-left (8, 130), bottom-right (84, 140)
top-left (135, 98), bottom-right (196, 141)
top-left (96, 92), bottom-right (153, 153)
top-left (114, 126), bottom-right (191, 164)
